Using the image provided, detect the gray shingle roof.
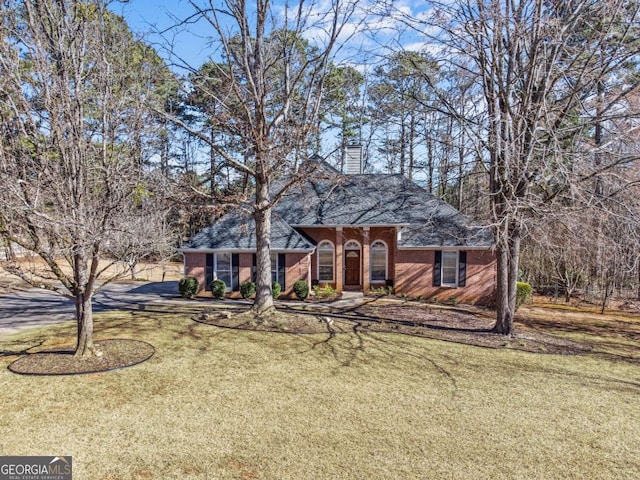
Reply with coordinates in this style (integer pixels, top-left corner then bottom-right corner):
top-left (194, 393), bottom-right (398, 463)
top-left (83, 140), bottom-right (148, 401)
top-left (183, 211), bottom-right (315, 251)
top-left (184, 161), bottom-right (493, 251)
top-left (275, 166), bottom-right (494, 248)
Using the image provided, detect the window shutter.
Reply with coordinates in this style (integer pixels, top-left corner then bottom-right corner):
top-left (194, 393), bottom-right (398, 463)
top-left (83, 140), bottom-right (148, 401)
top-left (433, 251), bottom-right (442, 287)
top-left (278, 253), bottom-right (286, 288)
top-left (232, 254), bottom-right (240, 291)
top-left (205, 253), bottom-right (214, 290)
top-left (252, 253), bottom-right (257, 283)
top-left (458, 251), bottom-right (467, 287)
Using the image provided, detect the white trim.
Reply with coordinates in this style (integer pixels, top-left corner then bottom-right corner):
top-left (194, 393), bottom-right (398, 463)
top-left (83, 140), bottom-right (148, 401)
top-left (317, 240), bottom-right (335, 282)
top-left (209, 252), bottom-right (233, 292)
top-left (344, 239), bottom-right (361, 250)
top-left (441, 251), bottom-right (459, 287)
top-left (370, 239), bottom-right (388, 283)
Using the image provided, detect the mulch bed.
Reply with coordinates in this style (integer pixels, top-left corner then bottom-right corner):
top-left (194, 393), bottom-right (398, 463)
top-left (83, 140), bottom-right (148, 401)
top-left (8, 339), bottom-right (155, 375)
top-left (196, 300), bottom-right (592, 356)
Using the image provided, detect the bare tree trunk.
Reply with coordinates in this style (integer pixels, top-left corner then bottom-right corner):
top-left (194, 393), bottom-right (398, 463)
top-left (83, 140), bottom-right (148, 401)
top-left (210, 125), bottom-right (216, 194)
top-left (508, 225), bottom-right (521, 316)
top-left (600, 280), bottom-right (611, 315)
top-left (75, 293), bottom-right (95, 357)
top-left (252, 178), bottom-right (274, 315)
top-left (427, 136), bottom-right (434, 194)
top-left (408, 113), bottom-right (415, 181)
top-left (493, 241), bottom-right (511, 334)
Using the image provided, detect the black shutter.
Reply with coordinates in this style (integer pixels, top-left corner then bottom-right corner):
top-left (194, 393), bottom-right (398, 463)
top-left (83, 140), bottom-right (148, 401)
top-left (205, 253), bottom-right (214, 290)
top-left (252, 253), bottom-right (257, 283)
top-left (433, 251), bottom-right (442, 287)
top-left (278, 253), bottom-right (286, 288)
top-left (232, 253), bottom-right (240, 291)
top-left (458, 251), bottom-right (467, 287)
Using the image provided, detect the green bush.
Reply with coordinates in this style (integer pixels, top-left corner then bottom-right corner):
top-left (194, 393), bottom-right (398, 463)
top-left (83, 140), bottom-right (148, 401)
top-left (313, 284), bottom-right (337, 299)
top-left (240, 281), bottom-right (256, 299)
top-left (178, 277), bottom-right (199, 298)
top-left (293, 280), bottom-right (309, 300)
top-left (369, 285), bottom-right (390, 295)
top-left (271, 281), bottom-right (281, 299)
top-left (210, 279), bottom-right (227, 299)
top-left (516, 282), bottom-right (533, 311)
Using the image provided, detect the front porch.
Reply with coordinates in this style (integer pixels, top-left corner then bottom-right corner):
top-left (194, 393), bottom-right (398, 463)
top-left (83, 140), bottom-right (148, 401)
top-left (300, 225), bottom-right (397, 294)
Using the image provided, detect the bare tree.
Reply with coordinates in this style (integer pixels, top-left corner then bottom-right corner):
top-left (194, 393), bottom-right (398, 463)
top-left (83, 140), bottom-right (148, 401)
top-left (0, 0), bottom-right (173, 356)
top-left (401, 0), bottom-right (640, 334)
top-left (165, 0), bottom-right (358, 314)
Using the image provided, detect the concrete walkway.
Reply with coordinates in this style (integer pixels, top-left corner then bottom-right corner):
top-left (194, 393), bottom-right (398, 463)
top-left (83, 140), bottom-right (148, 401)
top-left (321, 291), bottom-right (364, 308)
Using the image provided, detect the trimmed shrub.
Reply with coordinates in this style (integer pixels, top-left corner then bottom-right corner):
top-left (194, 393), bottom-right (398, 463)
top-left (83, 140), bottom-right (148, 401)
top-left (313, 284), bottom-right (337, 299)
top-left (178, 277), bottom-right (199, 298)
top-left (240, 281), bottom-right (256, 299)
top-left (210, 279), bottom-right (227, 299)
top-left (271, 281), bottom-right (281, 299)
top-left (293, 280), bottom-right (309, 300)
top-left (516, 282), bottom-right (533, 311)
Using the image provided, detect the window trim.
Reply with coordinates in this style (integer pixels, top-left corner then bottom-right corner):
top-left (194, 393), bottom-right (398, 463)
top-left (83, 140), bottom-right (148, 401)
top-left (344, 240), bottom-right (360, 250)
top-left (317, 240), bottom-right (335, 282)
top-left (370, 240), bottom-right (388, 283)
top-left (214, 252), bottom-right (233, 291)
top-left (440, 250), bottom-right (459, 287)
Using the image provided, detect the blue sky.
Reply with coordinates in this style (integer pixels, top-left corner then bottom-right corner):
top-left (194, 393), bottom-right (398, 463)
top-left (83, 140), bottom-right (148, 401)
top-left (111, 0), bottom-right (215, 69)
top-left (110, 0), bottom-right (431, 72)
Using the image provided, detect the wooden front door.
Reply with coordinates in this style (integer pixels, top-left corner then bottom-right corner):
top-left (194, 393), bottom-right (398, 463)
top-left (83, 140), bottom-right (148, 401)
top-left (345, 250), bottom-right (360, 285)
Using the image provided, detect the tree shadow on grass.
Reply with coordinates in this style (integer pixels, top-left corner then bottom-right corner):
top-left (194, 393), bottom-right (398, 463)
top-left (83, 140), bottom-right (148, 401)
top-left (196, 298), bottom-right (628, 363)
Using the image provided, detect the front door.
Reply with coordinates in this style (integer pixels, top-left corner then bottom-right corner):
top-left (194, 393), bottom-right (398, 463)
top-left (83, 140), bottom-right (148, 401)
top-left (345, 250), bottom-right (360, 285)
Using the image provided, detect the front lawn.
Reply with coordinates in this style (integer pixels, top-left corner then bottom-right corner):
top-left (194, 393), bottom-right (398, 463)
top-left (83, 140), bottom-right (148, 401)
top-left (1, 304), bottom-right (639, 479)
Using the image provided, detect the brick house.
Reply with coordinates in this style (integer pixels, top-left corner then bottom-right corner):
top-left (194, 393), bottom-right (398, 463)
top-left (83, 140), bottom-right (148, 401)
top-left (179, 156), bottom-right (496, 304)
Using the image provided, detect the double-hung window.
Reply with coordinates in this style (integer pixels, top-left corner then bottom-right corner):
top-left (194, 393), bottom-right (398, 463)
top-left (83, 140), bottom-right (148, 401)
top-left (441, 251), bottom-right (458, 287)
top-left (214, 252), bottom-right (232, 289)
top-left (433, 251), bottom-right (467, 288)
top-left (206, 253), bottom-right (234, 291)
top-left (252, 253), bottom-right (285, 287)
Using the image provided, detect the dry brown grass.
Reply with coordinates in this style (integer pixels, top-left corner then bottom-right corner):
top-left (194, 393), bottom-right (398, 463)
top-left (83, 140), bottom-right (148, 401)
top-left (1, 305), bottom-right (639, 479)
top-left (0, 260), bottom-right (183, 294)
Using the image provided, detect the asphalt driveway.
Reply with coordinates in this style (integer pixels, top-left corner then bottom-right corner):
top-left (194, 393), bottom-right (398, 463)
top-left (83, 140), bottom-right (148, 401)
top-left (0, 281), bottom-right (178, 335)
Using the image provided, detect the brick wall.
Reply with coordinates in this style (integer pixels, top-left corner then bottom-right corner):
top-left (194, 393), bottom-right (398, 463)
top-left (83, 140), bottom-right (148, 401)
top-left (184, 252), bottom-right (206, 293)
top-left (239, 253), bottom-right (253, 286)
top-left (184, 243), bottom-right (496, 305)
top-left (284, 252), bottom-right (309, 296)
top-left (395, 249), bottom-right (496, 305)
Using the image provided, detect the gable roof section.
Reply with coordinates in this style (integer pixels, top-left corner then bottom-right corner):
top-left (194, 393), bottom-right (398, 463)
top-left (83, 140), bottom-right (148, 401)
top-left (182, 210), bottom-right (315, 251)
top-left (275, 169), bottom-right (493, 248)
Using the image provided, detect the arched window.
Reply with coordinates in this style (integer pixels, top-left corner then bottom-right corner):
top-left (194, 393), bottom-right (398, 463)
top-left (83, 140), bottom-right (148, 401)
top-left (370, 240), bottom-right (387, 282)
top-left (318, 241), bottom-right (335, 282)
